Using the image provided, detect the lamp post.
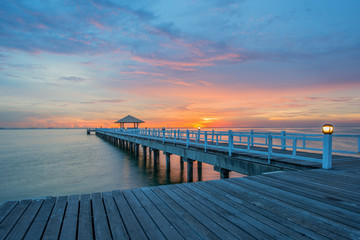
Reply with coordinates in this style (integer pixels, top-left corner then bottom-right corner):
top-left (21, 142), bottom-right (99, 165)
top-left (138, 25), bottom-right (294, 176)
top-left (162, 127), bottom-right (165, 143)
top-left (322, 124), bottom-right (334, 169)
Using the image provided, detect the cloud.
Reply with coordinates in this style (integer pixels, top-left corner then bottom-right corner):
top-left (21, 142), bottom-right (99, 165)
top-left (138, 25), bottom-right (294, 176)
top-left (80, 99), bottom-right (127, 104)
top-left (58, 76), bottom-right (86, 83)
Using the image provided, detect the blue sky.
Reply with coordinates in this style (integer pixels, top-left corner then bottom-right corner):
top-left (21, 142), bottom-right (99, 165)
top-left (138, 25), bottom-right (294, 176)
top-left (1, 0), bottom-right (359, 128)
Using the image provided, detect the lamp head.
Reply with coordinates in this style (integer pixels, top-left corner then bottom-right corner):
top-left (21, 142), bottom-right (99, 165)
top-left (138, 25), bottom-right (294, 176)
top-left (322, 124), bottom-right (334, 134)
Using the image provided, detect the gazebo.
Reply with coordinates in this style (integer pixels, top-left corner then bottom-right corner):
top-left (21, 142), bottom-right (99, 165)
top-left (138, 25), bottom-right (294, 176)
top-left (115, 115), bottom-right (144, 129)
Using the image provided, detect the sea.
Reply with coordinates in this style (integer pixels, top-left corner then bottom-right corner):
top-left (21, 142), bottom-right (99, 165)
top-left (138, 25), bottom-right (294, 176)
top-left (0, 127), bottom-right (359, 202)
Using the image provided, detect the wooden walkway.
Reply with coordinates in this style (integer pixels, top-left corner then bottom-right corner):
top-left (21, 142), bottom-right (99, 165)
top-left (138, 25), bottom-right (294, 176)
top-left (1, 165), bottom-right (360, 239)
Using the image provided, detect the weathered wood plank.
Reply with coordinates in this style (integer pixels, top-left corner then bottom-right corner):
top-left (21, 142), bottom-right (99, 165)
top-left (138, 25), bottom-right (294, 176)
top-left (59, 195), bottom-right (79, 240)
top-left (122, 189), bottom-right (166, 240)
top-left (5, 199), bottom-right (43, 240)
top-left (194, 181), bottom-right (323, 240)
top-left (245, 176), bottom-right (360, 228)
top-left (23, 197), bottom-right (56, 240)
top-left (91, 192), bottom-right (112, 240)
top-left (185, 181), bottom-right (310, 240)
top-left (150, 187), bottom-right (219, 239)
top-left (159, 185), bottom-right (235, 239)
top-left (112, 190), bottom-right (147, 239)
top-left (102, 191), bottom-right (129, 240)
top-left (260, 173), bottom-right (360, 211)
top-left (0, 200), bottom-right (30, 239)
top-left (229, 178), bottom-right (360, 239)
top-left (78, 194), bottom-right (93, 240)
top-left (0, 201), bottom-right (18, 224)
top-left (172, 184), bottom-right (260, 240)
top-left (208, 180), bottom-right (339, 240)
top-left (141, 187), bottom-right (203, 240)
top-left (42, 196), bottom-right (68, 240)
top-left (262, 171), bottom-right (360, 200)
top-left (131, 188), bottom-right (184, 240)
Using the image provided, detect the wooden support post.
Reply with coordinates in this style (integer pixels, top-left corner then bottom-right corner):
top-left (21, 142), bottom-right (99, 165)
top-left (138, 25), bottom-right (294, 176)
top-left (180, 156), bottom-right (184, 170)
top-left (135, 144), bottom-right (139, 155)
top-left (186, 159), bottom-right (194, 182)
top-left (142, 146), bottom-right (147, 160)
top-left (153, 149), bottom-right (159, 164)
top-left (197, 161), bottom-right (202, 181)
top-left (165, 152), bottom-right (171, 171)
top-left (220, 168), bottom-right (230, 179)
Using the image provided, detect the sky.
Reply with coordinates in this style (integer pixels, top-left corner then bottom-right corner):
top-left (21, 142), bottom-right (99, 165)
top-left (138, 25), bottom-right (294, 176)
top-left (0, 0), bottom-right (359, 128)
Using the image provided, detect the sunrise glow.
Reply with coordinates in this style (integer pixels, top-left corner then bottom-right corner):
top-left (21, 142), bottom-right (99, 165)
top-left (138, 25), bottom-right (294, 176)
top-left (1, 1), bottom-right (359, 128)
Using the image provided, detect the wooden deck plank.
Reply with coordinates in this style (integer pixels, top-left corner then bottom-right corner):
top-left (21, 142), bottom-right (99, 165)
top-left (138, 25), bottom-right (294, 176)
top-left (173, 183), bottom-right (262, 240)
top-left (112, 190), bottom-right (147, 239)
top-left (150, 187), bottom-right (219, 239)
top-left (0, 201), bottom-right (18, 224)
top-left (296, 170), bottom-right (360, 191)
top-left (91, 192), bottom-right (112, 240)
top-left (23, 197), bottom-right (56, 240)
top-left (102, 191), bottom-right (129, 240)
top-left (42, 196), bottom-right (68, 240)
top-left (262, 171), bottom-right (360, 200)
top-left (131, 188), bottom-right (184, 240)
top-left (170, 184), bottom-right (269, 240)
top-left (141, 187), bottom-right (203, 240)
top-left (209, 180), bottom-right (347, 240)
top-left (5, 199), bottom-right (43, 240)
top-left (229, 178), bottom-right (360, 239)
top-left (260, 172), bottom-right (360, 211)
top-left (158, 185), bottom-right (236, 240)
top-left (185, 182), bottom-right (314, 240)
top-left (192, 181), bottom-right (321, 240)
top-left (122, 189), bottom-right (166, 240)
top-left (59, 195), bottom-right (79, 240)
top-left (244, 175), bottom-right (360, 227)
top-left (78, 194), bottom-right (93, 240)
top-left (0, 200), bottom-right (30, 240)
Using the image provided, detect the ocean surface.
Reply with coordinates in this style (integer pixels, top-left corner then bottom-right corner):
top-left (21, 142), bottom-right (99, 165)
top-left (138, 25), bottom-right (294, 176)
top-left (0, 127), bottom-right (359, 202)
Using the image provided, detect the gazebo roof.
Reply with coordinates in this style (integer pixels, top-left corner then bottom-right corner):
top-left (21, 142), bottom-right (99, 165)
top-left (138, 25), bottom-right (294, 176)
top-left (114, 115), bottom-right (144, 123)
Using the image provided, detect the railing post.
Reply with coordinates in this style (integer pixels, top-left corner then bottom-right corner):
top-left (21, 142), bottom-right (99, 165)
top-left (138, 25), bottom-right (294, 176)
top-left (204, 131), bottom-right (207, 152)
top-left (216, 134), bottom-right (219, 147)
top-left (211, 130), bottom-right (214, 142)
top-left (267, 134), bottom-right (273, 163)
top-left (250, 130), bottom-right (254, 147)
top-left (293, 139), bottom-right (297, 156)
top-left (228, 130), bottom-right (233, 156)
top-left (186, 130), bottom-right (190, 148)
top-left (281, 131), bottom-right (286, 150)
top-left (322, 134), bottom-right (333, 169)
top-left (197, 129), bottom-right (200, 142)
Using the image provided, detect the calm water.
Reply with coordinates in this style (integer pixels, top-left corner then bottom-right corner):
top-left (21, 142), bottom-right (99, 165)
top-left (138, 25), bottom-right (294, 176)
top-left (1, 127), bottom-right (359, 202)
top-left (0, 129), bottom-right (243, 202)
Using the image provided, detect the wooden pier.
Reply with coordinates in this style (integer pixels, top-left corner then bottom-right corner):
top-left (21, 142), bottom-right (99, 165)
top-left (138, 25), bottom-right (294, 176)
top-left (87, 129), bottom-right (96, 134)
top-left (95, 128), bottom-right (360, 178)
top-left (1, 163), bottom-right (360, 239)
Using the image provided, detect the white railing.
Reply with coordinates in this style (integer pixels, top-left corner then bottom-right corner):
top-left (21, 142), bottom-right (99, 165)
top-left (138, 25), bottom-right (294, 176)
top-left (96, 128), bottom-right (360, 169)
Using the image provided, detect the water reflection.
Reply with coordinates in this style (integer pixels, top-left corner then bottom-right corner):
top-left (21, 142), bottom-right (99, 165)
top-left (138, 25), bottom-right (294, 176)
top-left (101, 135), bottom-right (243, 187)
